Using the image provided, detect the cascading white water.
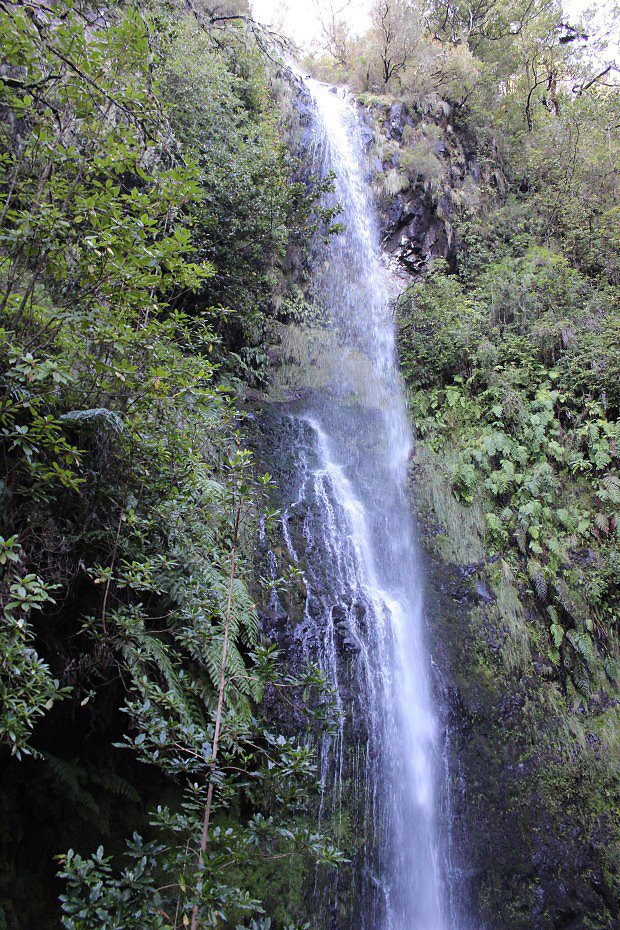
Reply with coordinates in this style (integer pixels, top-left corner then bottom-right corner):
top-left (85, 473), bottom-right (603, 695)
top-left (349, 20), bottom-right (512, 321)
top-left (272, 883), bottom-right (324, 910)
top-left (268, 80), bottom-right (455, 929)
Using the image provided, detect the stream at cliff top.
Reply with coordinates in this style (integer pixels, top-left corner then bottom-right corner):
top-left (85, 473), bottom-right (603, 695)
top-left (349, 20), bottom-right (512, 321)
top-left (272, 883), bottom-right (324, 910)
top-left (262, 80), bottom-right (465, 929)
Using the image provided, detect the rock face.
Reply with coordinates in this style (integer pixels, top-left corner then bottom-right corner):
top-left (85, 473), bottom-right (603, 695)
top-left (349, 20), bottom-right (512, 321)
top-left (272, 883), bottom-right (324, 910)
top-left (421, 539), bottom-right (619, 930)
top-left (357, 95), bottom-right (503, 276)
top-left (384, 193), bottom-right (454, 274)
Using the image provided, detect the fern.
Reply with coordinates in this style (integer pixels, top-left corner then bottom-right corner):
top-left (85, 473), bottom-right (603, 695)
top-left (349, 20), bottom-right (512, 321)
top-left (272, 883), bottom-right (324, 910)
top-left (592, 446), bottom-right (612, 470)
top-left (547, 535), bottom-right (568, 562)
top-left (527, 559), bottom-right (547, 598)
top-left (523, 471), bottom-right (541, 496)
top-left (547, 604), bottom-right (559, 624)
top-left (594, 512), bottom-right (610, 535)
top-left (90, 770), bottom-right (141, 803)
top-left (550, 623), bottom-right (564, 648)
top-left (604, 656), bottom-right (618, 682)
top-left (566, 629), bottom-right (594, 666)
top-left (228, 576), bottom-right (259, 645)
top-left (451, 458), bottom-right (478, 503)
top-left (60, 407), bottom-right (124, 433)
top-left (119, 617), bottom-right (207, 729)
top-left (515, 526), bottom-right (527, 554)
top-left (43, 753), bottom-right (100, 821)
top-left (571, 662), bottom-right (592, 698)
top-left (485, 511), bottom-right (507, 545)
top-left (596, 473), bottom-right (620, 506)
top-left (201, 635), bottom-right (260, 703)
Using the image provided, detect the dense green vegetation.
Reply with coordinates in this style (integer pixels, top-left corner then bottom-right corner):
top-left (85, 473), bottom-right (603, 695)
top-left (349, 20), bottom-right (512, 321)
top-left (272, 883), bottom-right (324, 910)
top-left (0, 2), bottom-right (341, 927)
top-left (399, 245), bottom-right (619, 694)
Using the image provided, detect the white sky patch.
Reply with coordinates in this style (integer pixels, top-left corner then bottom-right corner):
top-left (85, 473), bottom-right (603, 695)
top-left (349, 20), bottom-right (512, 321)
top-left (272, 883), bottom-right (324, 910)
top-left (565, 0), bottom-right (620, 64)
top-left (250, 0), bottom-right (618, 62)
top-left (250, 0), bottom-right (371, 49)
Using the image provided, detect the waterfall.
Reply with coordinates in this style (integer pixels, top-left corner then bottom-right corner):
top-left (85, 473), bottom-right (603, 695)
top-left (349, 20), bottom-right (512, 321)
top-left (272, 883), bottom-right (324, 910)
top-left (266, 80), bottom-right (456, 929)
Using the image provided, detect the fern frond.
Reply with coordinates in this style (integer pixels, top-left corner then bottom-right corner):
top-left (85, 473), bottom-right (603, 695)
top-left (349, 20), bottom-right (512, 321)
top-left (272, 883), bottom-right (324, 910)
top-left (90, 770), bottom-right (141, 803)
top-left (43, 753), bottom-right (100, 821)
top-left (571, 662), bottom-right (592, 698)
top-left (566, 629), bottom-right (594, 666)
top-left (527, 560), bottom-right (547, 598)
top-left (550, 623), bottom-right (564, 648)
top-left (121, 626), bottom-right (206, 729)
top-left (596, 473), bottom-right (620, 505)
top-left (547, 535), bottom-right (568, 562)
top-left (604, 656), bottom-right (618, 682)
top-left (594, 512), bottom-right (610, 534)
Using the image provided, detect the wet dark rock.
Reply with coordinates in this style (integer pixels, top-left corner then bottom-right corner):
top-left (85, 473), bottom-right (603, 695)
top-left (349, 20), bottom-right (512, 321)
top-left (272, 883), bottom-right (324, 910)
top-left (258, 606), bottom-right (289, 627)
top-left (386, 193), bottom-right (406, 226)
top-left (341, 634), bottom-right (361, 654)
top-left (383, 193), bottom-right (454, 274)
top-left (385, 101), bottom-right (412, 141)
top-left (359, 124), bottom-right (373, 147)
top-left (591, 871), bottom-right (620, 917)
top-left (357, 96), bottom-right (511, 277)
top-left (468, 156), bottom-right (481, 182)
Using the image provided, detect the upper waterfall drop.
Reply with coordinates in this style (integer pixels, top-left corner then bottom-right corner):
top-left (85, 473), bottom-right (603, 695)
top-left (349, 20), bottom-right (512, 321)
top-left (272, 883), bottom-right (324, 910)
top-left (268, 76), bottom-right (461, 929)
